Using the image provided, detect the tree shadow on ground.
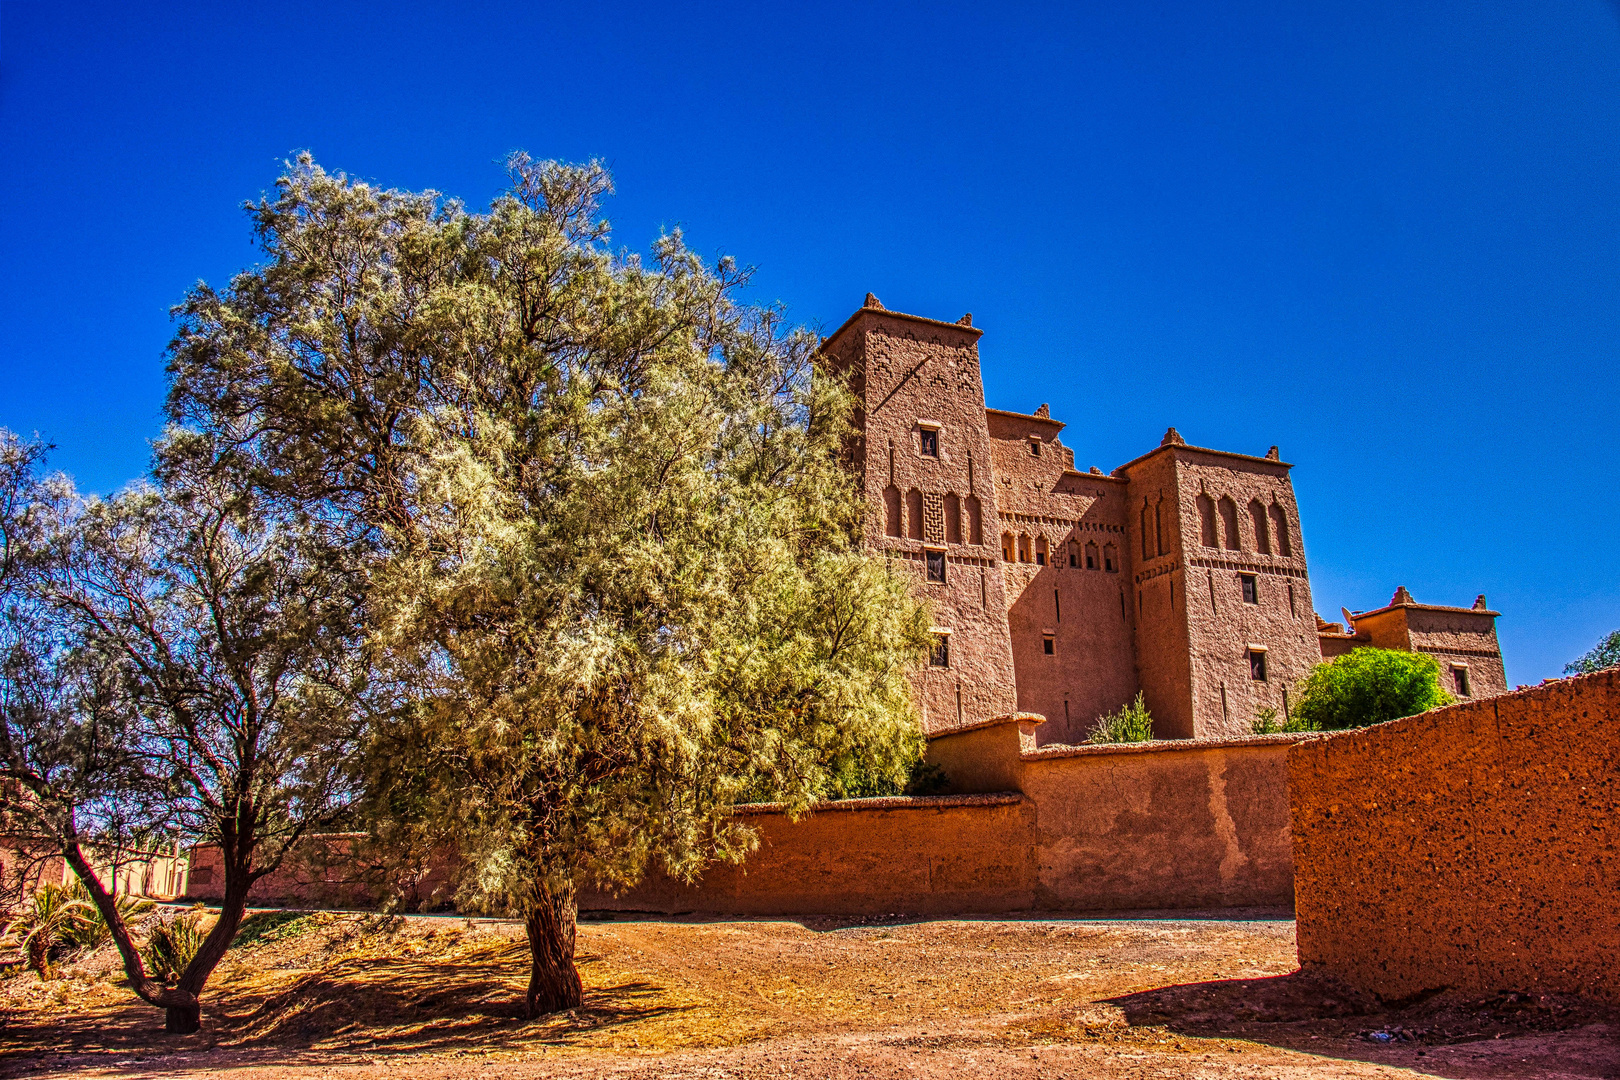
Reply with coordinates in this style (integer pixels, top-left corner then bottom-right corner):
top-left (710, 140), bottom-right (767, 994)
top-left (0, 945), bottom-right (692, 1078)
top-left (1105, 969), bottom-right (1619, 1079)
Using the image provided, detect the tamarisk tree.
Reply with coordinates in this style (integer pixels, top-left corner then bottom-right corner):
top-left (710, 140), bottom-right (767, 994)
top-left (1, 433), bottom-right (370, 1032)
top-left (167, 155), bottom-right (930, 1015)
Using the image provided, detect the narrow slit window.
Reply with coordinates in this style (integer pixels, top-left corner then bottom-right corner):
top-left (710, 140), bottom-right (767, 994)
top-left (925, 550), bottom-right (946, 583)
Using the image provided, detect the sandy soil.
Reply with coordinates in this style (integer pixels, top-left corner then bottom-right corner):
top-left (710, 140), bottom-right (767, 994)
top-left (2, 908), bottom-right (1615, 1079)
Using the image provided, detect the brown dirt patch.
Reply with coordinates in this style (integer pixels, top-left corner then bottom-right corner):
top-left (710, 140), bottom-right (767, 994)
top-left (1, 909), bottom-right (1614, 1079)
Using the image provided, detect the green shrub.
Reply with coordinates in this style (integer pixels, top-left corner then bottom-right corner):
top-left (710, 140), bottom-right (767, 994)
top-left (60, 881), bottom-right (155, 949)
top-left (1566, 629), bottom-right (1620, 675)
top-left (231, 910), bottom-right (314, 949)
top-left (1290, 648), bottom-right (1453, 732)
top-left (1086, 693), bottom-right (1154, 744)
top-left (3, 884), bottom-right (93, 977)
top-left (141, 913), bottom-right (207, 983)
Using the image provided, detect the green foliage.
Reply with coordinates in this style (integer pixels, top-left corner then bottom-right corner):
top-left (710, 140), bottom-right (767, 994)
top-left (3, 883), bottom-right (92, 977)
top-left (161, 152), bottom-right (934, 1011)
top-left (60, 880), bottom-right (154, 949)
top-left (231, 911), bottom-right (314, 949)
top-left (1290, 648), bottom-right (1453, 732)
top-left (1566, 629), bottom-right (1620, 675)
top-left (140, 913), bottom-right (206, 983)
top-left (1086, 693), bottom-right (1154, 744)
top-left (1251, 704), bottom-right (1314, 735)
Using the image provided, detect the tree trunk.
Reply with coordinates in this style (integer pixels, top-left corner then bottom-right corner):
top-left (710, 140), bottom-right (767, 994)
top-left (523, 879), bottom-right (582, 1018)
top-left (165, 1003), bottom-right (202, 1034)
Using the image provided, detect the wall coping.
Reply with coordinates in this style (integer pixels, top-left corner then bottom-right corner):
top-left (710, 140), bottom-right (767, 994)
top-left (928, 711), bottom-right (1046, 739)
top-left (730, 792), bottom-right (1024, 816)
top-left (1022, 731), bottom-right (1310, 761)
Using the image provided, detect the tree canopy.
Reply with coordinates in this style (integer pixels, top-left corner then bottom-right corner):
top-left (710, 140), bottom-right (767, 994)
top-left (164, 153), bottom-right (930, 1015)
top-left (1288, 648), bottom-right (1453, 732)
top-left (1565, 630), bottom-right (1620, 675)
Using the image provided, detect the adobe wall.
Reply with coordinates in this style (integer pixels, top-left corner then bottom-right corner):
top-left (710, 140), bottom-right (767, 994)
top-left (927, 718), bottom-right (1299, 909)
top-left (580, 793), bottom-right (1039, 916)
top-left (1290, 670), bottom-right (1620, 1002)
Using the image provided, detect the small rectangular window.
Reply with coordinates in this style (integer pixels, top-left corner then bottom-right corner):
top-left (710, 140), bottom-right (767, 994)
top-left (925, 550), bottom-right (946, 583)
top-left (1240, 574), bottom-right (1258, 605)
top-left (1029, 438), bottom-right (1041, 457)
top-left (1248, 649), bottom-right (1267, 681)
top-left (1068, 544), bottom-right (1077, 568)
top-left (1453, 666), bottom-right (1471, 696)
top-left (919, 428), bottom-right (938, 457)
top-left (1043, 635), bottom-right (1055, 655)
top-left (930, 634), bottom-right (950, 667)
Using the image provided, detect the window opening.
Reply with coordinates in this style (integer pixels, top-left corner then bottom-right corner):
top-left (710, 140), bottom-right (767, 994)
top-left (926, 550), bottom-right (946, 583)
top-left (1240, 573), bottom-right (1258, 605)
top-left (1084, 541), bottom-right (1097, 570)
top-left (1001, 532), bottom-right (1014, 562)
top-left (919, 427), bottom-right (939, 457)
top-left (1029, 437), bottom-right (1041, 456)
top-left (929, 634), bottom-right (950, 667)
top-left (1104, 543), bottom-right (1117, 573)
top-left (1018, 534), bottom-right (1032, 563)
top-left (1035, 537), bottom-right (1048, 565)
top-left (1453, 666), bottom-right (1471, 696)
top-left (1248, 649), bottom-right (1267, 681)
top-left (1042, 634), bottom-right (1055, 656)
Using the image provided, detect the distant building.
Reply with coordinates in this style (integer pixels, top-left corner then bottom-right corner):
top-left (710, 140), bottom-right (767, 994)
top-left (818, 295), bottom-right (1506, 743)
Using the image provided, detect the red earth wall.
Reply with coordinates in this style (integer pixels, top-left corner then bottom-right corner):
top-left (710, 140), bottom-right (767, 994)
top-left (1289, 670), bottom-right (1620, 1002)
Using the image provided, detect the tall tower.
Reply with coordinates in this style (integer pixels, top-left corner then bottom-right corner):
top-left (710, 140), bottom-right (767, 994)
top-left (1119, 430), bottom-right (1319, 738)
top-left (818, 296), bottom-right (1018, 731)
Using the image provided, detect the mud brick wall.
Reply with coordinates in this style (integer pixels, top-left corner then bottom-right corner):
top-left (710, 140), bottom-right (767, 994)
top-left (1290, 670), bottom-right (1620, 1002)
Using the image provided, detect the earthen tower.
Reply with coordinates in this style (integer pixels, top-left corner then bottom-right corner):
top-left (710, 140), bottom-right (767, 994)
top-left (818, 295), bottom-right (1507, 743)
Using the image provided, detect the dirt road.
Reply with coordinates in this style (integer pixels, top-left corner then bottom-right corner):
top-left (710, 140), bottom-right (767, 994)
top-left (3, 910), bottom-right (1614, 1079)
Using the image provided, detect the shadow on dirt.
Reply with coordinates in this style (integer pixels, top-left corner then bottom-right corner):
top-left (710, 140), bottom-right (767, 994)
top-left (1105, 969), bottom-right (1618, 1078)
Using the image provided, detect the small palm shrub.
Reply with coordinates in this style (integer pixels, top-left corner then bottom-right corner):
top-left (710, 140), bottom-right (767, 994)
top-left (141, 912), bottom-right (207, 983)
top-left (61, 880), bottom-right (155, 949)
top-left (4, 883), bottom-right (93, 977)
top-left (1086, 693), bottom-right (1154, 744)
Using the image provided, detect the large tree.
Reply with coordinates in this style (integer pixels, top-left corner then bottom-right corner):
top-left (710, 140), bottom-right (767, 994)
top-left (167, 155), bottom-right (930, 1015)
top-left (1, 432), bottom-right (371, 1032)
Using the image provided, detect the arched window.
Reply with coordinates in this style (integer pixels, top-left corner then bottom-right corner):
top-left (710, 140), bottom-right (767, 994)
top-left (1018, 533), bottom-right (1032, 563)
top-left (906, 488), bottom-right (923, 541)
top-left (1196, 494), bottom-right (1217, 548)
top-left (965, 496), bottom-right (983, 545)
top-left (1002, 531), bottom-right (1015, 562)
top-left (1103, 542), bottom-right (1118, 573)
top-left (1217, 496), bottom-right (1241, 551)
top-left (1084, 541), bottom-right (1098, 570)
top-left (883, 485), bottom-right (902, 538)
top-left (1249, 499), bottom-right (1271, 554)
top-left (1140, 501), bottom-right (1152, 560)
top-left (944, 493), bottom-right (962, 544)
top-left (1269, 503), bottom-right (1292, 556)
top-left (1035, 536), bottom-right (1048, 565)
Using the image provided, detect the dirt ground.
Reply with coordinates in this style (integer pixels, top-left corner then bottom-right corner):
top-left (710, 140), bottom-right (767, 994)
top-left (2, 908), bottom-right (1615, 1080)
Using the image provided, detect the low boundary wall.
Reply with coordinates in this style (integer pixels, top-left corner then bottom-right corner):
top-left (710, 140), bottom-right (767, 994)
top-left (188, 719), bottom-right (1302, 916)
top-left (1290, 669), bottom-right (1620, 1002)
top-left (584, 721), bottom-right (1299, 915)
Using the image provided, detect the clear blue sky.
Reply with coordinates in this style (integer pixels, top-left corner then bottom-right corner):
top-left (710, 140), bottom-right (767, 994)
top-left (2, 2), bottom-right (1616, 684)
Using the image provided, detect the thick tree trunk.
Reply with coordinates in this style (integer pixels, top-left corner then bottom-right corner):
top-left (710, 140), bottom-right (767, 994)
top-left (523, 879), bottom-right (583, 1018)
top-left (165, 1003), bottom-right (202, 1034)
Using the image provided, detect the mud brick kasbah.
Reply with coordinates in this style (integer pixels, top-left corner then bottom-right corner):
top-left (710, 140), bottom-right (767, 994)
top-left (818, 294), bottom-right (1508, 744)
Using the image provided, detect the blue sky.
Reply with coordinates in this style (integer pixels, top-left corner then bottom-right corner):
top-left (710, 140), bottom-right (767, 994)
top-left (1, 1), bottom-right (1616, 683)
